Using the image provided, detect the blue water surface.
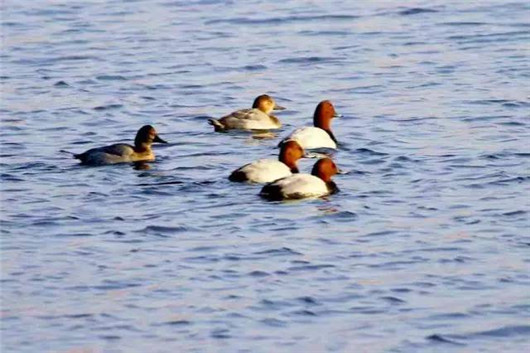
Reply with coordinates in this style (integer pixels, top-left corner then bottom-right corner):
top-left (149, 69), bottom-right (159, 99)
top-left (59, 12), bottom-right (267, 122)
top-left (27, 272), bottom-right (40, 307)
top-left (1, 0), bottom-right (529, 352)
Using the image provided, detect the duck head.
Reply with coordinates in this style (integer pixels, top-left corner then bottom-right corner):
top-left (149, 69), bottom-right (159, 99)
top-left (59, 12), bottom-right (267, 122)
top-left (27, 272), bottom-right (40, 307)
top-left (252, 94), bottom-right (286, 114)
top-left (311, 158), bottom-right (339, 182)
top-left (313, 100), bottom-right (339, 143)
top-left (278, 140), bottom-right (304, 173)
top-left (134, 125), bottom-right (167, 150)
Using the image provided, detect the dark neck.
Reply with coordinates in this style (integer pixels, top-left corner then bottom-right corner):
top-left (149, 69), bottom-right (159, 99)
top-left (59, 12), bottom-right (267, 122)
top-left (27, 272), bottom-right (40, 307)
top-left (327, 181), bottom-right (339, 194)
top-left (325, 129), bottom-right (338, 143)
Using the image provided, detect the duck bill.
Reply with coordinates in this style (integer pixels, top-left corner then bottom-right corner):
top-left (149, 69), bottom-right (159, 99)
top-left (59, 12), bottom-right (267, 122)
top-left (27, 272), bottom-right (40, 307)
top-left (273, 104), bottom-right (286, 111)
top-left (333, 112), bottom-right (342, 118)
top-left (154, 135), bottom-right (168, 143)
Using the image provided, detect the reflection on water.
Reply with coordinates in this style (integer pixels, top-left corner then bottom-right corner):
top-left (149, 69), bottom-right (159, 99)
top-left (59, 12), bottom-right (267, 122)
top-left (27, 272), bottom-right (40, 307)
top-left (133, 161), bottom-right (151, 170)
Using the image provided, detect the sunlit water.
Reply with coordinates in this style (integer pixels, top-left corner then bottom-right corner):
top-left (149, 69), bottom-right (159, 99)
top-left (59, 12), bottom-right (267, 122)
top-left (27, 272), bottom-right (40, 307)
top-left (1, 1), bottom-right (529, 352)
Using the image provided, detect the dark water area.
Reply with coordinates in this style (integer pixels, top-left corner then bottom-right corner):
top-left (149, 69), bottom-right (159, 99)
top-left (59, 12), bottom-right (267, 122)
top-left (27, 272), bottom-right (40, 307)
top-left (1, 0), bottom-right (529, 352)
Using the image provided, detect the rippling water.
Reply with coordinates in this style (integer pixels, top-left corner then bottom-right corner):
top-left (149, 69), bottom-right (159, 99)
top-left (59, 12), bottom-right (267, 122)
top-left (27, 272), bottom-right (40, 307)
top-left (2, 0), bottom-right (529, 352)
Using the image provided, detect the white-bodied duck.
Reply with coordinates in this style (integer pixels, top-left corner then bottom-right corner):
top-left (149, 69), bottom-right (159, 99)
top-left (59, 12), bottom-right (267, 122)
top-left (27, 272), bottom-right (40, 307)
top-left (279, 100), bottom-right (339, 149)
top-left (229, 140), bottom-right (304, 183)
top-left (260, 158), bottom-right (340, 200)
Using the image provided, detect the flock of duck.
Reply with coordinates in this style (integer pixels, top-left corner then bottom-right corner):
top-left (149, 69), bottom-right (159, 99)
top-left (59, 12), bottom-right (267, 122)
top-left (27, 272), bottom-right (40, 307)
top-left (72, 94), bottom-right (342, 201)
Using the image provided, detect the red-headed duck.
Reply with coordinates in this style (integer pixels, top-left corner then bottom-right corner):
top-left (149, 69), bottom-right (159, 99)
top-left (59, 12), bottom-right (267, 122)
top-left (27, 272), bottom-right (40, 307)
top-left (279, 100), bottom-right (339, 149)
top-left (73, 125), bottom-right (167, 165)
top-left (229, 140), bottom-right (304, 183)
top-left (209, 94), bottom-right (285, 131)
top-left (260, 157), bottom-right (340, 200)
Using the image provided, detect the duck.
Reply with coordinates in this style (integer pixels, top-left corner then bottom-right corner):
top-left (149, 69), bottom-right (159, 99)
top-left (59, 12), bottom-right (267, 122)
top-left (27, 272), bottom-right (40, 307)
top-left (279, 100), bottom-right (339, 149)
top-left (260, 158), bottom-right (340, 200)
top-left (229, 140), bottom-right (304, 183)
top-left (208, 94), bottom-right (285, 131)
top-left (73, 125), bottom-right (167, 165)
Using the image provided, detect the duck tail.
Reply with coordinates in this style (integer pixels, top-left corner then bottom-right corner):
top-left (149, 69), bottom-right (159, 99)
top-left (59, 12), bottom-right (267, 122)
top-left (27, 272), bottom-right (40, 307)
top-left (60, 149), bottom-right (79, 159)
top-left (208, 118), bottom-right (226, 132)
top-left (259, 183), bottom-right (284, 201)
top-left (228, 170), bottom-right (248, 182)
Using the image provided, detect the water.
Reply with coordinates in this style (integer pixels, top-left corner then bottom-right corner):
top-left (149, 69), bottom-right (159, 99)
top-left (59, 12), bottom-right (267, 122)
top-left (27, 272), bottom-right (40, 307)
top-left (1, 0), bottom-right (529, 352)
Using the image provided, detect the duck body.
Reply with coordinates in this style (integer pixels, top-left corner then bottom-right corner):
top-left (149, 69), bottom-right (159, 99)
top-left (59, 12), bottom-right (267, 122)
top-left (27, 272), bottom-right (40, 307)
top-left (283, 127), bottom-right (337, 149)
top-left (209, 94), bottom-right (285, 131)
top-left (260, 158), bottom-right (339, 200)
top-left (229, 159), bottom-right (292, 183)
top-left (212, 108), bottom-right (281, 131)
top-left (74, 144), bottom-right (154, 165)
top-left (74, 125), bottom-right (167, 166)
top-left (280, 100), bottom-right (338, 149)
top-left (260, 174), bottom-right (335, 200)
top-left (229, 140), bottom-right (304, 183)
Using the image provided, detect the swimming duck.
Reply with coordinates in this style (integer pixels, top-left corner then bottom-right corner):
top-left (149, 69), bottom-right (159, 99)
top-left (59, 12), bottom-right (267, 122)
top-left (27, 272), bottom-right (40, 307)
top-left (279, 100), bottom-right (339, 149)
top-left (229, 140), bottom-right (304, 183)
top-left (73, 125), bottom-right (167, 165)
top-left (260, 158), bottom-right (340, 200)
top-left (208, 94), bottom-right (285, 131)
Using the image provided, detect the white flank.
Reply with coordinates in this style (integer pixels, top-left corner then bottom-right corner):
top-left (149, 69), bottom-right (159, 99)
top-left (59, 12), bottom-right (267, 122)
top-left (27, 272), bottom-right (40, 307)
top-left (236, 159), bottom-right (291, 183)
top-left (285, 127), bottom-right (336, 149)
